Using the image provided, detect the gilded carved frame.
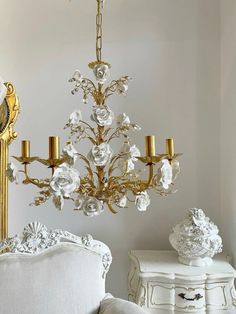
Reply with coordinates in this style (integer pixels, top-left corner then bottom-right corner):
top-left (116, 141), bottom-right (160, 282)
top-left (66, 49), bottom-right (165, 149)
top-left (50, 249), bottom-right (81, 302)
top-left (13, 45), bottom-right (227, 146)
top-left (0, 83), bottom-right (20, 240)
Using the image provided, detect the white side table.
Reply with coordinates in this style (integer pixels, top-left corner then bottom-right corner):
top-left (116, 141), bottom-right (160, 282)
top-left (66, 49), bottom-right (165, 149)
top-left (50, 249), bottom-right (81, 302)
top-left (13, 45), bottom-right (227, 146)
top-left (128, 250), bottom-right (236, 313)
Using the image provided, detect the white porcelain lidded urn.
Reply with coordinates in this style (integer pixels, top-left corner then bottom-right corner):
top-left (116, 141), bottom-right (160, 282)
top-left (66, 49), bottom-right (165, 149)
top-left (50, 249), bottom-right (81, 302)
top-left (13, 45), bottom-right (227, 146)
top-left (169, 208), bottom-right (223, 267)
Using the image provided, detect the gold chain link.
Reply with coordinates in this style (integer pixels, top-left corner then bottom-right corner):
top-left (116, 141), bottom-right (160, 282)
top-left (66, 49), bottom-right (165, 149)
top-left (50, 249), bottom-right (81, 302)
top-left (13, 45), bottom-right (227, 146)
top-left (96, 0), bottom-right (103, 61)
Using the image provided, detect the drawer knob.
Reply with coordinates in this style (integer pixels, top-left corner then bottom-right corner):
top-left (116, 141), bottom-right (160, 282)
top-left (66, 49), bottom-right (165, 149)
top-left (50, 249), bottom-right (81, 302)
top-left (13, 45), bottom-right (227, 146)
top-left (178, 293), bottom-right (203, 301)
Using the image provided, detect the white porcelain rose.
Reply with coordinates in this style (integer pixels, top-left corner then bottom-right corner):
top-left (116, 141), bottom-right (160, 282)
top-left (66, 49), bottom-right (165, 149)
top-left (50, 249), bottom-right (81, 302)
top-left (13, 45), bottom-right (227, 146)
top-left (82, 196), bottom-right (104, 217)
top-left (117, 113), bottom-right (141, 132)
top-left (116, 195), bottom-right (127, 208)
top-left (91, 105), bottom-right (114, 126)
top-left (172, 159), bottom-right (181, 182)
top-left (93, 63), bottom-right (110, 84)
top-left (117, 113), bottom-right (130, 127)
top-left (68, 110), bottom-right (82, 128)
top-left (70, 70), bottom-right (83, 84)
top-left (62, 143), bottom-right (78, 166)
top-left (88, 143), bottom-right (113, 167)
top-left (159, 159), bottom-right (173, 190)
top-left (135, 191), bottom-right (150, 211)
top-left (50, 163), bottom-right (80, 198)
top-left (74, 195), bottom-right (85, 210)
top-left (116, 77), bottom-right (132, 95)
top-left (119, 142), bottom-right (140, 172)
top-left (6, 162), bottom-right (19, 184)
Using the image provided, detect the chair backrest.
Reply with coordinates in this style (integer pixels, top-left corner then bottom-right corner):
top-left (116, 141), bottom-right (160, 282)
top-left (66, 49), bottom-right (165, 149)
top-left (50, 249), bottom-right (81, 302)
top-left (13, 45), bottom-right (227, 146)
top-left (0, 222), bottom-right (112, 314)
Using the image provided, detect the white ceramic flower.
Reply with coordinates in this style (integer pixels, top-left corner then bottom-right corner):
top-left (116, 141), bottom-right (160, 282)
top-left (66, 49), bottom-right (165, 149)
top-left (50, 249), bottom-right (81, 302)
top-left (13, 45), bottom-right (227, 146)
top-left (82, 196), bottom-right (104, 217)
top-left (0, 78), bottom-right (6, 105)
top-left (74, 196), bottom-right (84, 210)
top-left (116, 113), bottom-right (141, 132)
top-left (62, 143), bottom-right (78, 165)
top-left (172, 159), bottom-right (180, 182)
top-left (93, 63), bottom-right (110, 84)
top-left (135, 191), bottom-right (151, 211)
top-left (71, 70), bottom-right (83, 83)
top-left (68, 110), bottom-right (82, 128)
top-left (120, 142), bottom-right (140, 160)
top-left (116, 195), bottom-right (127, 208)
top-left (117, 81), bottom-right (128, 94)
top-left (159, 159), bottom-right (173, 190)
top-left (50, 163), bottom-right (80, 197)
top-left (91, 105), bottom-right (114, 126)
top-left (117, 113), bottom-right (131, 127)
top-left (88, 143), bottom-right (113, 167)
top-left (6, 162), bottom-right (19, 183)
top-left (119, 142), bottom-right (140, 173)
top-left (116, 77), bottom-right (132, 95)
top-left (52, 195), bottom-right (64, 210)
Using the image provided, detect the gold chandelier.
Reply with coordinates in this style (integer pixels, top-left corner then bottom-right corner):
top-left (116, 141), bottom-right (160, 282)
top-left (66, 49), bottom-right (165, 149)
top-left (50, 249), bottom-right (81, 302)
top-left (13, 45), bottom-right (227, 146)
top-left (9, 0), bottom-right (182, 216)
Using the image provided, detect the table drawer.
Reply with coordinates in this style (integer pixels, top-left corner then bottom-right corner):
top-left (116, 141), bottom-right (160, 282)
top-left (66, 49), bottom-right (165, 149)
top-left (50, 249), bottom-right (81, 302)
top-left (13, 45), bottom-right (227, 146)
top-left (175, 285), bottom-right (205, 311)
top-left (147, 281), bottom-right (229, 312)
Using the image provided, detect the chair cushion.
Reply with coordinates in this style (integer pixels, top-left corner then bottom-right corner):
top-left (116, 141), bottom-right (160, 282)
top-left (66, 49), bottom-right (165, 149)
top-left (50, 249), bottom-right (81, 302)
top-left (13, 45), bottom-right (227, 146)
top-left (99, 296), bottom-right (148, 314)
top-left (0, 244), bottom-right (105, 314)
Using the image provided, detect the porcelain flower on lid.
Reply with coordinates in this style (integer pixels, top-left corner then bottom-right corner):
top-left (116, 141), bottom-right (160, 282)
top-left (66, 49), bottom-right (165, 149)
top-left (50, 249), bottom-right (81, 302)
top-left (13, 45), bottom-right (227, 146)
top-left (169, 208), bottom-right (223, 267)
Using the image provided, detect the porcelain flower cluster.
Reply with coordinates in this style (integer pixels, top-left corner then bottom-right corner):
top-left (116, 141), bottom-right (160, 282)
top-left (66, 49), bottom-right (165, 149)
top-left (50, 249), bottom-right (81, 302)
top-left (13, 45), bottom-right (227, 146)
top-left (7, 62), bottom-right (180, 216)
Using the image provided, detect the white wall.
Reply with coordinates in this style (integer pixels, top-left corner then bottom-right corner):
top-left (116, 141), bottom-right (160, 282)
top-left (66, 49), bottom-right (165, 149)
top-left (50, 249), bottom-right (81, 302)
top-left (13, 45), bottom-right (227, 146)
top-left (0, 0), bottom-right (221, 298)
top-left (220, 0), bottom-right (236, 266)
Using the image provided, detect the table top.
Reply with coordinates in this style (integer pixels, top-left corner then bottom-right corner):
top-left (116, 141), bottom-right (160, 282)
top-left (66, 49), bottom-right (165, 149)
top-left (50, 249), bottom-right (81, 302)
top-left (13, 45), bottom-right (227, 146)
top-left (129, 250), bottom-right (236, 276)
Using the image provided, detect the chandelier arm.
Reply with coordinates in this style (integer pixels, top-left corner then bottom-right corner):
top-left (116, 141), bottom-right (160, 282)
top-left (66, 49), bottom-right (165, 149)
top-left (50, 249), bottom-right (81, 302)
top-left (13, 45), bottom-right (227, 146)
top-left (146, 164), bottom-right (154, 187)
top-left (22, 164), bottom-right (50, 189)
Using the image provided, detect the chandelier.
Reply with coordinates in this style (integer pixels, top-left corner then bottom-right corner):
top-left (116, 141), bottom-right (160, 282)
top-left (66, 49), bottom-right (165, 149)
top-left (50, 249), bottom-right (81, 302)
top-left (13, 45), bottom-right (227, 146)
top-left (8, 0), bottom-right (182, 216)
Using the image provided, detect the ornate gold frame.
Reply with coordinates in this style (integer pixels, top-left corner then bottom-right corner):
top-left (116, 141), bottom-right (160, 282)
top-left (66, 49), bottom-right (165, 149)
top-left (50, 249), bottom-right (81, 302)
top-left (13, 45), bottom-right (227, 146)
top-left (0, 83), bottom-right (20, 240)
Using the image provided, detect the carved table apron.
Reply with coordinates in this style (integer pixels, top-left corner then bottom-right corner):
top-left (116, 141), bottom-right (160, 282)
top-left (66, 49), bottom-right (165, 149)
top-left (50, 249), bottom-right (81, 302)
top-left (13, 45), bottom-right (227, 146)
top-left (128, 250), bottom-right (236, 313)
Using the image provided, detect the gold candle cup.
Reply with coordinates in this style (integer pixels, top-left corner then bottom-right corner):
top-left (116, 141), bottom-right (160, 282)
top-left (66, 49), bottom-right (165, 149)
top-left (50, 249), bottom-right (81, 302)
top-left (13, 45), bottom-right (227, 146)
top-left (145, 135), bottom-right (156, 157)
top-left (21, 140), bottom-right (30, 158)
top-left (166, 138), bottom-right (174, 157)
top-left (49, 136), bottom-right (60, 160)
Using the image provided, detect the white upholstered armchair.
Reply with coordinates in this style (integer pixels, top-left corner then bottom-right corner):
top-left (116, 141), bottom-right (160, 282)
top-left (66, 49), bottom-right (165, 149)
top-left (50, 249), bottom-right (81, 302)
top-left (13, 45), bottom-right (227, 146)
top-left (0, 222), bottom-right (146, 314)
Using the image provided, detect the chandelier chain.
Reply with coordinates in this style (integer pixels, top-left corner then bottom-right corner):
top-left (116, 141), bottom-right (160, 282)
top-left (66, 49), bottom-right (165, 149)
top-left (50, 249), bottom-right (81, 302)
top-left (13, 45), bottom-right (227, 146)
top-left (96, 0), bottom-right (103, 62)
